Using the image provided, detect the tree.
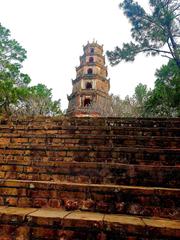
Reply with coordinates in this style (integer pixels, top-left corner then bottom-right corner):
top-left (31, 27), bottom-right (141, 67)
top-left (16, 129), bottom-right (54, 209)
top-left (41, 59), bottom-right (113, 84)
top-left (133, 83), bottom-right (150, 115)
top-left (109, 94), bottom-right (141, 117)
top-left (0, 23), bottom-right (31, 114)
top-left (134, 83), bottom-right (149, 105)
top-left (14, 84), bottom-right (62, 116)
top-left (144, 60), bottom-right (180, 116)
top-left (106, 63), bottom-right (179, 117)
top-left (107, 0), bottom-right (180, 68)
top-left (0, 23), bottom-right (63, 116)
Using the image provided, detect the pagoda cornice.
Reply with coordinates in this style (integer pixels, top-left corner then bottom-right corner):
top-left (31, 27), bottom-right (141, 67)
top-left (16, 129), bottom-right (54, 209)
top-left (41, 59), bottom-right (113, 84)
top-left (80, 53), bottom-right (105, 59)
top-left (72, 74), bottom-right (109, 84)
top-left (67, 106), bottom-right (101, 115)
top-left (76, 62), bottom-right (107, 71)
top-left (79, 89), bottom-right (110, 97)
top-left (68, 88), bottom-right (110, 100)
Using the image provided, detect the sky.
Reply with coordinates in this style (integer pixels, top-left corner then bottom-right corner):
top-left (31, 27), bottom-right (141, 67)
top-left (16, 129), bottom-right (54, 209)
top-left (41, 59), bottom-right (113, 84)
top-left (0, 0), bottom-right (167, 110)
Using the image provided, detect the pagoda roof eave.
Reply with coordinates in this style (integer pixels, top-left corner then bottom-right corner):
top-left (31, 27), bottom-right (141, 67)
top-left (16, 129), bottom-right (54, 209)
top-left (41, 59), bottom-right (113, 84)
top-left (72, 74), bottom-right (109, 84)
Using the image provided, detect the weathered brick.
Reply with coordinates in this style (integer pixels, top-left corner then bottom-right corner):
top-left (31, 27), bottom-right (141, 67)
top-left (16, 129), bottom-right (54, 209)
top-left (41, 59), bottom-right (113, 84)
top-left (0, 117), bottom-right (179, 239)
top-left (33, 198), bottom-right (48, 208)
top-left (49, 199), bottom-right (61, 208)
top-left (16, 226), bottom-right (30, 240)
top-left (5, 197), bottom-right (17, 206)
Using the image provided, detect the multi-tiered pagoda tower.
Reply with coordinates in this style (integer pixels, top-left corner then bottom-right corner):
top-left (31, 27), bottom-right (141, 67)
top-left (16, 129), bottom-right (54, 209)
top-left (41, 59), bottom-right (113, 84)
top-left (67, 41), bottom-right (110, 117)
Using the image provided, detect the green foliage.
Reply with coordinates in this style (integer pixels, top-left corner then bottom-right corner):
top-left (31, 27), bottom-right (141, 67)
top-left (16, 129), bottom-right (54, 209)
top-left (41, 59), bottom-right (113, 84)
top-left (0, 23), bottom-right (62, 116)
top-left (11, 83), bottom-right (62, 117)
top-left (144, 60), bottom-right (180, 116)
top-left (0, 24), bottom-right (27, 64)
top-left (0, 23), bottom-right (30, 114)
top-left (110, 61), bottom-right (179, 117)
top-left (110, 94), bottom-right (141, 117)
top-left (107, 0), bottom-right (180, 67)
top-left (134, 83), bottom-right (149, 105)
top-left (106, 1), bottom-right (180, 117)
top-left (22, 84), bottom-right (62, 116)
top-left (133, 83), bottom-right (151, 116)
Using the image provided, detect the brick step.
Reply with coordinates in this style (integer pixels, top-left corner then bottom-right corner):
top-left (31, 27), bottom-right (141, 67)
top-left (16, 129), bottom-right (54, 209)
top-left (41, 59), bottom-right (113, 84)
top-left (0, 116), bottom-right (179, 128)
top-left (0, 135), bottom-right (179, 148)
top-left (0, 134), bottom-right (180, 141)
top-left (0, 146), bottom-right (179, 165)
top-left (0, 125), bottom-right (179, 137)
top-left (0, 162), bottom-right (179, 188)
top-left (0, 180), bottom-right (179, 219)
top-left (1, 116), bottom-right (179, 127)
top-left (110, 127), bottom-right (180, 137)
top-left (73, 117), bottom-right (180, 126)
top-left (0, 155), bottom-right (179, 166)
top-left (0, 206), bottom-right (179, 239)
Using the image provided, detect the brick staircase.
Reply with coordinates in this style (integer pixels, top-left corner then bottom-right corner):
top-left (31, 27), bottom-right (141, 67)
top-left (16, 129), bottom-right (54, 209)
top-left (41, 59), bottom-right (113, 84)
top-left (0, 117), bottom-right (179, 239)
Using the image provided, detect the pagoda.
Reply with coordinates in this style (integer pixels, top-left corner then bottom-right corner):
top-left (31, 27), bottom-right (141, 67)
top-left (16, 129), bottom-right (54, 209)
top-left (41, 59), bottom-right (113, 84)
top-left (67, 41), bottom-right (110, 117)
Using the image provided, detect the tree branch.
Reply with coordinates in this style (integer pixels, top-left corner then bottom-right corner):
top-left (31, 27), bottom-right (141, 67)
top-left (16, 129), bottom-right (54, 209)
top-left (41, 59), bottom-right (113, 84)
top-left (174, 13), bottom-right (180, 18)
top-left (161, 54), bottom-right (173, 59)
top-left (170, 3), bottom-right (180, 13)
top-left (142, 15), bottom-right (165, 32)
top-left (140, 48), bottom-right (172, 55)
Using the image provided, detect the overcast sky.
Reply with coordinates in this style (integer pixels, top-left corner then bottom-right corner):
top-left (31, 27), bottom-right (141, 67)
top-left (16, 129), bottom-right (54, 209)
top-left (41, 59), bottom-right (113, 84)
top-left (0, 0), bottom-right (167, 110)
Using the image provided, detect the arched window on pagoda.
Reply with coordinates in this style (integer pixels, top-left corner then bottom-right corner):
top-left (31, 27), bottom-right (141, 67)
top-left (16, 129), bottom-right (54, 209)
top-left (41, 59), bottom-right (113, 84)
top-left (90, 48), bottom-right (94, 54)
top-left (89, 57), bottom-right (94, 63)
top-left (86, 82), bottom-right (92, 89)
top-left (87, 68), bottom-right (93, 74)
top-left (84, 98), bottom-right (91, 107)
